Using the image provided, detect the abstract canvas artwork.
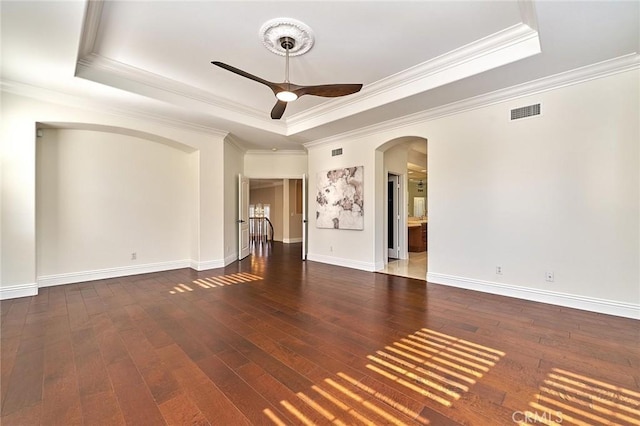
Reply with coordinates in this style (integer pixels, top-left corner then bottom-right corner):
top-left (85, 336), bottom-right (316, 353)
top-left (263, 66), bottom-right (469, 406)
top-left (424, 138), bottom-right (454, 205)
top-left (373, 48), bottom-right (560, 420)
top-left (316, 166), bottom-right (364, 230)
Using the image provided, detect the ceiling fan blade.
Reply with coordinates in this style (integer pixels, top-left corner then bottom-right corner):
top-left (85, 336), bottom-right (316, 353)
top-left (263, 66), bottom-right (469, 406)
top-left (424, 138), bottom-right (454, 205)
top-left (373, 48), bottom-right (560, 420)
top-left (211, 61), bottom-right (276, 89)
top-left (271, 100), bottom-right (287, 120)
top-left (295, 83), bottom-right (363, 98)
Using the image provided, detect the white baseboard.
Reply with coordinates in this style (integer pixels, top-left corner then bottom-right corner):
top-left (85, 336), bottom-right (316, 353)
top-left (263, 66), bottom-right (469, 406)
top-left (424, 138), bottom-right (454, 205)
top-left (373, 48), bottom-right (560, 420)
top-left (224, 253), bottom-right (238, 267)
top-left (38, 260), bottom-right (192, 287)
top-left (283, 238), bottom-right (303, 243)
top-left (307, 253), bottom-right (377, 272)
top-left (190, 258), bottom-right (227, 271)
top-left (0, 282), bottom-right (38, 300)
top-left (427, 272), bottom-right (640, 320)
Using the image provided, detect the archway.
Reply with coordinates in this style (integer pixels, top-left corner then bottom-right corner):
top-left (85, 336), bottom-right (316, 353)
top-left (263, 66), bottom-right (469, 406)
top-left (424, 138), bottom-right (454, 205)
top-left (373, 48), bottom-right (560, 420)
top-left (35, 123), bottom-right (198, 286)
top-left (376, 136), bottom-right (428, 280)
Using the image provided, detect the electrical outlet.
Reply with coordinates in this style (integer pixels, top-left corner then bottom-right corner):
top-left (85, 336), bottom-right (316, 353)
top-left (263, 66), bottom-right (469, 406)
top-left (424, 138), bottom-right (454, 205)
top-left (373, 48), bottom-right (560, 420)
top-left (545, 271), bottom-right (554, 282)
top-left (131, 252), bottom-right (137, 260)
top-left (330, 245), bottom-right (333, 252)
top-left (496, 266), bottom-right (503, 275)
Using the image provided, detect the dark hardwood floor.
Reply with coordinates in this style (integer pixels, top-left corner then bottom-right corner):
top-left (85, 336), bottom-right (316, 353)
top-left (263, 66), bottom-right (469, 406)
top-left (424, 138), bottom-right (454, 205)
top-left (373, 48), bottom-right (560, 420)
top-left (1, 242), bottom-right (639, 425)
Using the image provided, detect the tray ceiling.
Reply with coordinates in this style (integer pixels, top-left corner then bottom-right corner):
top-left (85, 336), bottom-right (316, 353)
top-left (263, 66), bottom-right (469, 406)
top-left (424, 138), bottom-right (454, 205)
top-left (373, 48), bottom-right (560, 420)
top-left (1, 1), bottom-right (638, 150)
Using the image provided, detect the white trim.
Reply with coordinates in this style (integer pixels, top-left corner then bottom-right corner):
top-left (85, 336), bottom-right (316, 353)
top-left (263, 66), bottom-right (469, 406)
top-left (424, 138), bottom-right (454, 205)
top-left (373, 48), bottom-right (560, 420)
top-left (224, 253), bottom-right (238, 267)
top-left (76, 53), bottom-right (287, 135)
top-left (245, 149), bottom-right (307, 156)
top-left (1, 80), bottom-right (229, 138)
top-left (283, 237), bottom-right (303, 244)
top-left (304, 54), bottom-right (640, 148)
top-left (517, 0), bottom-right (539, 31)
top-left (74, 0), bottom-right (540, 136)
top-left (76, 0), bottom-right (104, 59)
top-left (427, 272), bottom-right (640, 320)
top-left (38, 260), bottom-right (192, 287)
top-left (190, 259), bottom-right (228, 272)
top-left (0, 283), bottom-right (38, 300)
top-left (307, 253), bottom-right (377, 272)
top-left (224, 133), bottom-right (247, 153)
top-left (288, 23), bottom-right (540, 135)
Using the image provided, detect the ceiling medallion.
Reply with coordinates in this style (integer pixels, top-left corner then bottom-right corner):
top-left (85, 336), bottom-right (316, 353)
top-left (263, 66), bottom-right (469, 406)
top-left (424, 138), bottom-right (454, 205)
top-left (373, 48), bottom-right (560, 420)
top-left (259, 18), bottom-right (314, 57)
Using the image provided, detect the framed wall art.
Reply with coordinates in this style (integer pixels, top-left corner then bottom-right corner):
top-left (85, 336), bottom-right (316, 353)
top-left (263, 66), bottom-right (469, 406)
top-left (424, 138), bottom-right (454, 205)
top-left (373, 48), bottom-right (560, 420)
top-left (316, 166), bottom-right (363, 230)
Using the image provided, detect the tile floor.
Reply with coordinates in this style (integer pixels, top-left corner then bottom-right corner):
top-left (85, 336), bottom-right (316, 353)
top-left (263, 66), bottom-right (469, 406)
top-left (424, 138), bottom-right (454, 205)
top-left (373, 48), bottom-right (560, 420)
top-left (380, 251), bottom-right (427, 280)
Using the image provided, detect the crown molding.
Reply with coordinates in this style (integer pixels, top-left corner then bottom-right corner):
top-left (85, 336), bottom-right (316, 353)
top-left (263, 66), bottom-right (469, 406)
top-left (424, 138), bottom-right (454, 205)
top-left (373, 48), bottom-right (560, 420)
top-left (287, 22), bottom-right (541, 135)
top-left (74, 0), bottom-right (286, 134)
top-left (517, 0), bottom-right (539, 32)
top-left (245, 149), bottom-right (307, 156)
top-left (224, 133), bottom-right (248, 152)
top-left (76, 53), bottom-right (287, 136)
top-left (304, 53), bottom-right (640, 148)
top-left (76, 0), bottom-right (103, 58)
top-left (76, 0), bottom-right (541, 138)
top-left (0, 79), bottom-right (229, 138)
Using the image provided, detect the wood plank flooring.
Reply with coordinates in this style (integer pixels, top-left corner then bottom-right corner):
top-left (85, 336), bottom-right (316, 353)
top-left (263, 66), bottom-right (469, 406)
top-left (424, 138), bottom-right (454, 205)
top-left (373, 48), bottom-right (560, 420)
top-left (1, 242), bottom-right (639, 425)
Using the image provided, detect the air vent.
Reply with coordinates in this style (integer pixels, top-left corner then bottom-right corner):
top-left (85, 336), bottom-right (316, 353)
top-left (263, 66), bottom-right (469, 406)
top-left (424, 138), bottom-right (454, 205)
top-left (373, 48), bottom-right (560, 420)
top-left (331, 148), bottom-right (343, 156)
top-left (510, 103), bottom-right (541, 120)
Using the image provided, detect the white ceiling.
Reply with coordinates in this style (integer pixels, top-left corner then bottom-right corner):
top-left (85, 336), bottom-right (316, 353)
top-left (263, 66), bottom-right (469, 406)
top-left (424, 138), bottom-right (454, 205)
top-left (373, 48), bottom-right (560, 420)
top-left (2, 1), bottom-right (638, 151)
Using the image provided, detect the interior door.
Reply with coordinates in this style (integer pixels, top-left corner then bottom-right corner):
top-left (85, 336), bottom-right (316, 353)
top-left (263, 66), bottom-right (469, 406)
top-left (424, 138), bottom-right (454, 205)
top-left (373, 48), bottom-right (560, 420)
top-left (388, 174), bottom-right (400, 259)
top-left (302, 173), bottom-right (308, 260)
top-left (238, 174), bottom-right (250, 260)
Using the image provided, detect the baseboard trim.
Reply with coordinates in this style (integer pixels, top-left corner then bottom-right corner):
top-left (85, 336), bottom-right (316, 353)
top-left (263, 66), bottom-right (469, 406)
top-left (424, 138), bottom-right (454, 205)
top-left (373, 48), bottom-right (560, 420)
top-left (190, 259), bottom-right (227, 271)
top-left (0, 283), bottom-right (39, 300)
top-left (307, 253), bottom-right (377, 272)
top-left (427, 272), bottom-right (640, 320)
top-left (224, 253), bottom-right (238, 267)
top-left (283, 238), bottom-right (303, 244)
top-left (38, 260), bottom-right (192, 287)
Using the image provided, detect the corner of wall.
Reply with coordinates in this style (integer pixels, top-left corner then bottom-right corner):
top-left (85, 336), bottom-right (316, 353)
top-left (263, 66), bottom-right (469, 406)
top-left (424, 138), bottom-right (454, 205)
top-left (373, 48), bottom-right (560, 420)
top-left (0, 283), bottom-right (38, 300)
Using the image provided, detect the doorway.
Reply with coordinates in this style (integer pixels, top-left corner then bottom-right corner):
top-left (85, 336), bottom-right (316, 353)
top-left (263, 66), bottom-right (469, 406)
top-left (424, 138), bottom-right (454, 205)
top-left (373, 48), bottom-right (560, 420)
top-left (239, 177), bottom-right (306, 262)
top-left (388, 173), bottom-right (400, 259)
top-left (380, 137), bottom-right (428, 281)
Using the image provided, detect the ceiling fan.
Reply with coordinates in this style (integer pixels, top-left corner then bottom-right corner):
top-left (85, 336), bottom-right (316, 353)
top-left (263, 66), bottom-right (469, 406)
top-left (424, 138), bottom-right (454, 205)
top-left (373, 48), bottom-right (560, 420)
top-left (212, 36), bottom-right (362, 120)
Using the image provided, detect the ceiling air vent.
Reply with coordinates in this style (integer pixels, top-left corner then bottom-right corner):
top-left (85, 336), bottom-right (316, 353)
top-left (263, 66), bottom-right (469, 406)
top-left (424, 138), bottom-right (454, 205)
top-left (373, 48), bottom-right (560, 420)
top-left (332, 148), bottom-right (343, 157)
top-left (510, 103), bottom-right (541, 120)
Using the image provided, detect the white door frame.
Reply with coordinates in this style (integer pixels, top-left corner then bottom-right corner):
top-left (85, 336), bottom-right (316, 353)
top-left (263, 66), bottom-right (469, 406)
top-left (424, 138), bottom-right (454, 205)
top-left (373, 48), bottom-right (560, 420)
top-left (388, 173), bottom-right (400, 259)
top-left (238, 174), bottom-right (250, 260)
top-left (302, 173), bottom-right (308, 260)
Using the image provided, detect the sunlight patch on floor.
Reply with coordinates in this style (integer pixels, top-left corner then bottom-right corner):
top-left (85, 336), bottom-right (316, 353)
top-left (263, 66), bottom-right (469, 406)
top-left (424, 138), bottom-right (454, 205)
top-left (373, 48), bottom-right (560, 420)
top-left (518, 368), bottom-right (640, 425)
top-left (264, 327), bottom-right (504, 425)
top-left (169, 272), bottom-right (262, 294)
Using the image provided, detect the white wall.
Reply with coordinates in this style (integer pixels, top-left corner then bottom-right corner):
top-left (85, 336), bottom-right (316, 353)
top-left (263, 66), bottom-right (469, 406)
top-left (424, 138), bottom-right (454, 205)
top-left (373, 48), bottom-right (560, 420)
top-left (1, 92), bottom-right (229, 298)
top-left (306, 69), bottom-right (639, 318)
top-left (427, 70), bottom-right (639, 310)
top-left (244, 151), bottom-right (307, 178)
top-left (2, 67), bottom-right (637, 318)
top-left (307, 142), bottom-right (380, 270)
top-left (36, 128), bottom-right (193, 281)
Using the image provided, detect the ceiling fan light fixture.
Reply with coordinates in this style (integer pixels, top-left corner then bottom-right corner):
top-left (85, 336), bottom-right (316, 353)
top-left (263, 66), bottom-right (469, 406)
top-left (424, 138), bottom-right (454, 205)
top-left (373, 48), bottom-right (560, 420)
top-left (276, 90), bottom-right (298, 102)
top-left (212, 18), bottom-right (362, 119)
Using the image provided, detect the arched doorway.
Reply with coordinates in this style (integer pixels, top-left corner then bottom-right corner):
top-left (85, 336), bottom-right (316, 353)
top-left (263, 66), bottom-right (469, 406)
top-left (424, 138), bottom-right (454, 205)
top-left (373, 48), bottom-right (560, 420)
top-left (377, 136), bottom-right (428, 280)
